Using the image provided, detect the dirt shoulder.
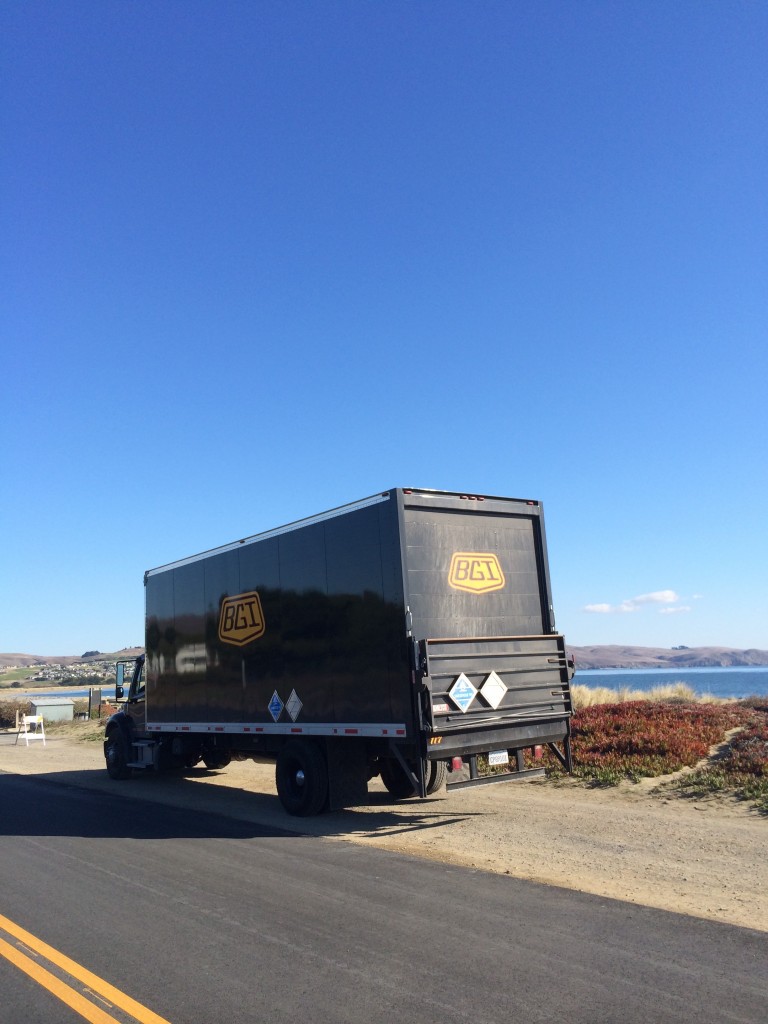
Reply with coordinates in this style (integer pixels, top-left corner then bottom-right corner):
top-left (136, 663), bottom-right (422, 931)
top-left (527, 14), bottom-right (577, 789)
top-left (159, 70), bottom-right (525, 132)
top-left (1, 729), bottom-right (765, 933)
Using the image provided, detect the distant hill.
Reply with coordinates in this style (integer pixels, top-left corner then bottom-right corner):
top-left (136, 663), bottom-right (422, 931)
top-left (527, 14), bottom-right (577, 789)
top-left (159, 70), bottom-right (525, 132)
top-left (568, 645), bottom-right (768, 670)
top-left (0, 648), bottom-right (143, 669)
top-left (2, 645), bottom-right (766, 672)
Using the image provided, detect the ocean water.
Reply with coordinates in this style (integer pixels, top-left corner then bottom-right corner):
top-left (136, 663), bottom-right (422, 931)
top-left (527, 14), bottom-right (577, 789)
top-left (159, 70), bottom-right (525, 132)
top-left (10, 669), bottom-right (768, 703)
top-left (573, 666), bottom-right (768, 700)
top-left (8, 688), bottom-right (117, 701)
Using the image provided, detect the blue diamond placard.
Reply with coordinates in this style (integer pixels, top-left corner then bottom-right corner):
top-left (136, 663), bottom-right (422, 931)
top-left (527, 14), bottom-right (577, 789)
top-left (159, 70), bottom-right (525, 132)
top-left (268, 690), bottom-right (284, 722)
top-left (448, 673), bottom-right (477, 713)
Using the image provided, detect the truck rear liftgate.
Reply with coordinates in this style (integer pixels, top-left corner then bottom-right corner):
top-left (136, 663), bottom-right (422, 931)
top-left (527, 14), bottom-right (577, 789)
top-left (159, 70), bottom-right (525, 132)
top-left (418, 633), bottom-right (573, 789)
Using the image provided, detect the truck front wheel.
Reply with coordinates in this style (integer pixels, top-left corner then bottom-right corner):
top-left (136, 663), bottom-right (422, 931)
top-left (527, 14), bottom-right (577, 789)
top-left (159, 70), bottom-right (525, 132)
top-left (105, 730), bottom-right (131, 780)
top-left (276, 739), bottom-right (328, 816)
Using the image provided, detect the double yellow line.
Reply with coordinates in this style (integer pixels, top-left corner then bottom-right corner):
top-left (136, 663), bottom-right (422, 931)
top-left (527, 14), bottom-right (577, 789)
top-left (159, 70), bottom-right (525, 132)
top-left (0, 912), bottom-right (171, 1024)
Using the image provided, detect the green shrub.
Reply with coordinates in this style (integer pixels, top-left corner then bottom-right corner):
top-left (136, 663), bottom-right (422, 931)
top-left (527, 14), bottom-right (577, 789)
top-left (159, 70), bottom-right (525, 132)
top-left (0, 698), bottom-right (32, 729)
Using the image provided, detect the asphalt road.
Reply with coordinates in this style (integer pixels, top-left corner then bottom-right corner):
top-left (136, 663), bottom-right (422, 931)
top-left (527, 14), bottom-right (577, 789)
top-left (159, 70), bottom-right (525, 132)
top-left (0, 772), bottom-right (766, 1024)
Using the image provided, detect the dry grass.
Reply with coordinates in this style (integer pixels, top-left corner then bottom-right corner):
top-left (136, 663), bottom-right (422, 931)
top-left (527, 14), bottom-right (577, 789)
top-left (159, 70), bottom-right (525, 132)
top-left (44, 718), bottom-right (106, 743)
top-left (570, 682), bottom-right (728, 709)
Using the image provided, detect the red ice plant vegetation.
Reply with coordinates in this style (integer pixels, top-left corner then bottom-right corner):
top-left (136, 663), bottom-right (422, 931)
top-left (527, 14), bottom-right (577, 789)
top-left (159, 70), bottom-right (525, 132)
top-left (549, 700), bottom-right (754, 784)
top-left (673, 697), bottom-right (768, 811)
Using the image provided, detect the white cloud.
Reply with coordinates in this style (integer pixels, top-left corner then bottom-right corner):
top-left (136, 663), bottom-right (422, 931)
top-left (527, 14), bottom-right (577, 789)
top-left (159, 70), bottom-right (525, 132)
top-left (623, 590), bottom-right (680, 609)
top-left (583, 590), bottom-right (681, 614)
top-left (659, 605), bottom-right (691, 615)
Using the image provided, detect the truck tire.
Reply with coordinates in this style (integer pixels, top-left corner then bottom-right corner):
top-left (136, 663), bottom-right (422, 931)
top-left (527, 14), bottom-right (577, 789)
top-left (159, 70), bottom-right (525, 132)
top-left (380, 758), bottom-right (447, 798)
top-left (379, 757), bottom-right (416, 799)
top-left (105, 730), bottom-right (131, 780)
top-left (202, 752), bottom-right (231, 770)
top-left (425, 759), bottom-right (448, 794)
top-left (276, 739), bottom-right (328, 816)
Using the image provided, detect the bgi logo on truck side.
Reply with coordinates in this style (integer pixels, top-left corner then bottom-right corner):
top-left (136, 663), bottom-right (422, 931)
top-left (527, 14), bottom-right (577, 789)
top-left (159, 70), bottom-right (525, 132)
top-left (448, 552), bottom-right (505, 594)
top-left (218, 591), bottom-right (266, 646)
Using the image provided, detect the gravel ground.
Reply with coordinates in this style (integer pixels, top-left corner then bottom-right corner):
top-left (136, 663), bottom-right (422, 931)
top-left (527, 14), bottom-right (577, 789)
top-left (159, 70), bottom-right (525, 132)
top-left (1, 727), bottom-right (765, 932)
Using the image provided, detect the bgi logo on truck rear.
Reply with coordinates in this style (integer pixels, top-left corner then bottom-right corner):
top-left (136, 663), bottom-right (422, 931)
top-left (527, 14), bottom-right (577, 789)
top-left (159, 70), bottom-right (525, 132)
top-left (448, 552), bottom-right (505, 593)
top-left (218, 591), bottom-right (266, 646)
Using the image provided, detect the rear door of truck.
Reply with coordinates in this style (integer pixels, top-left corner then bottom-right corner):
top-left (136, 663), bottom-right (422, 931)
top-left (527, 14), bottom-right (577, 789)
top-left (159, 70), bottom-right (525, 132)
top-left (398, 489), bottom-right (571, 760)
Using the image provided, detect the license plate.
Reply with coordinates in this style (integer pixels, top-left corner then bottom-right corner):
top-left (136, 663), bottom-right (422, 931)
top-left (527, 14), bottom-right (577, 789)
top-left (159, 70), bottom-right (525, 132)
top-left (487, 749), bottom-right (509, 766)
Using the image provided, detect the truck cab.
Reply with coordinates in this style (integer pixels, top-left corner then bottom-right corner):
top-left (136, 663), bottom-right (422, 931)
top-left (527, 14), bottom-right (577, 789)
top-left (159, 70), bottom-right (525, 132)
top-left (105, 656), bottom-right (146, 778)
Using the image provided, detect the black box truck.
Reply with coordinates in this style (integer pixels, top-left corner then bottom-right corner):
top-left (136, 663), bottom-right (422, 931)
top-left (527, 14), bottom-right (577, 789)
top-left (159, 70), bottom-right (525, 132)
top-left (106, 487), bottom-right (573, 815)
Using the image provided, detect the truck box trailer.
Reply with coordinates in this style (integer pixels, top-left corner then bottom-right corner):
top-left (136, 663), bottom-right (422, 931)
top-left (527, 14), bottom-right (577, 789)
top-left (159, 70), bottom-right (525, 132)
top-left (105, 487), bottom-right (573, 815)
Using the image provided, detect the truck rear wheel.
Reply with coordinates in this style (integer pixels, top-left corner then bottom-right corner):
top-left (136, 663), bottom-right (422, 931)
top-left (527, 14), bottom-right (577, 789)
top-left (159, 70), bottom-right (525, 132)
top-left (276, 739), bottom-right (328, 816)
top-left (379, 757), bottom-right (416, 799)
top-left (202, 751), bottom-right (231, 770)
top-left (426, 759), bottom-right (448, 794)
top-left (380, 758), bottom-right (447, 798)
top-left (105, 731), bottom-right (131, 780)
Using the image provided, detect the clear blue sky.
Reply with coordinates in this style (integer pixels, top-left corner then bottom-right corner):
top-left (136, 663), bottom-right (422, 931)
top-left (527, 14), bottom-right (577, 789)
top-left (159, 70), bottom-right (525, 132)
top-left (2, 1), bottom-right (766, 655)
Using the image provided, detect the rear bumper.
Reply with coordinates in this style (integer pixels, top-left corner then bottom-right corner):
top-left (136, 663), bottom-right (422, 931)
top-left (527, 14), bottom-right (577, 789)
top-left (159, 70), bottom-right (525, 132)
top-left (425, 716), bottom-right (569, 758)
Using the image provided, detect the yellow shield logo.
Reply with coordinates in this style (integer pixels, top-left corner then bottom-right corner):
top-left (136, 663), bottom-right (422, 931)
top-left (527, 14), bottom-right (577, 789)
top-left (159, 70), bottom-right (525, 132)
top-left (448, 553), bottom-right (505, 594)
top-left (218, 591), bottom-right (266, 646)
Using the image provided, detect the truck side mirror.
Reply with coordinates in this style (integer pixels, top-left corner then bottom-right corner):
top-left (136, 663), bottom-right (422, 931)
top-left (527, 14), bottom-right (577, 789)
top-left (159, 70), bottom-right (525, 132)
top-left (115, 663), bottom-right (125, 700)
